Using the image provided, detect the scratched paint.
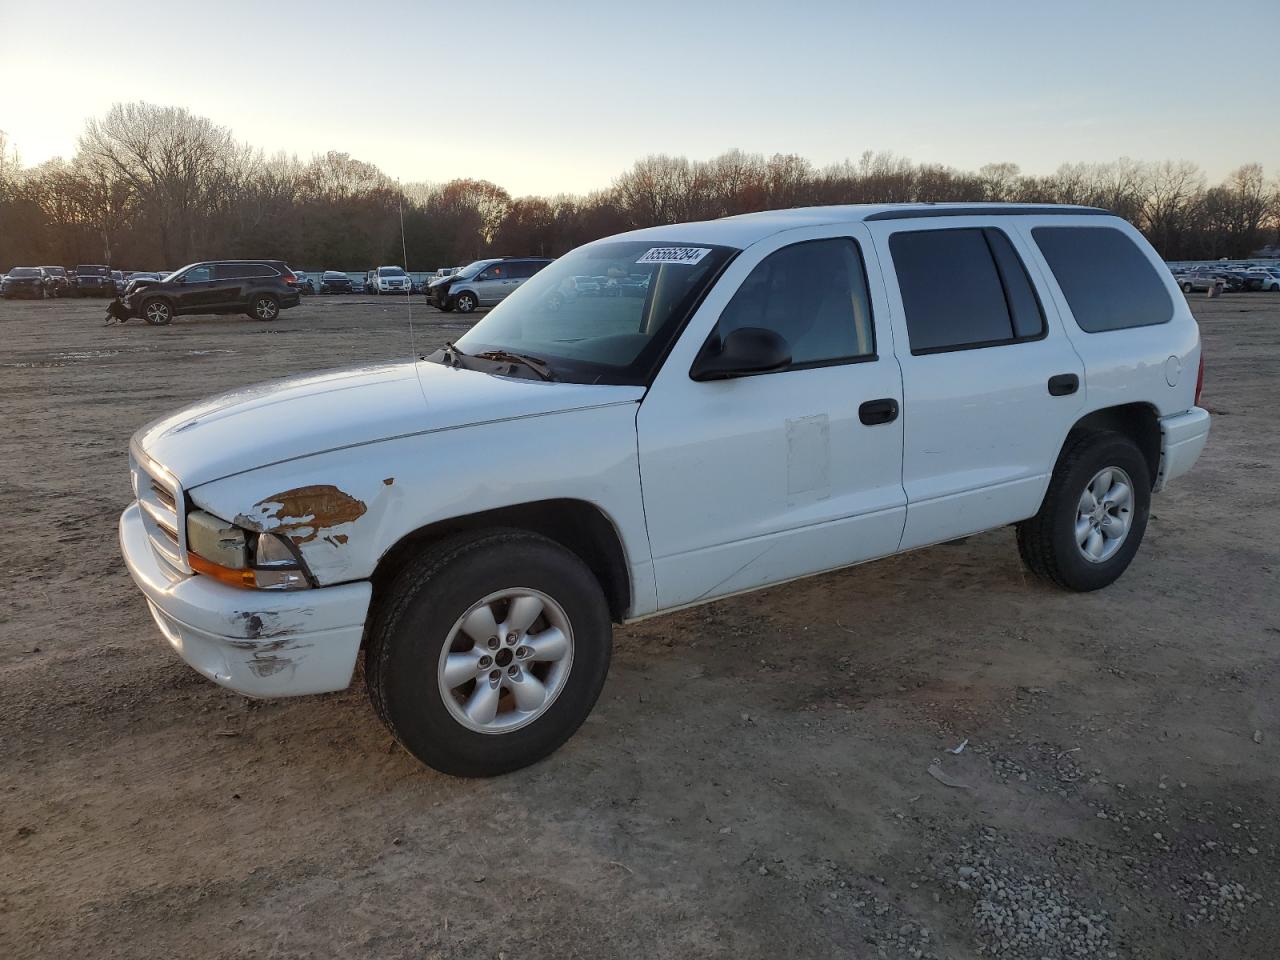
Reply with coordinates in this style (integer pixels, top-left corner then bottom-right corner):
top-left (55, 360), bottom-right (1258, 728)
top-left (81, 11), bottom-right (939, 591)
top-left (235, 484), bottom-right (367, 544)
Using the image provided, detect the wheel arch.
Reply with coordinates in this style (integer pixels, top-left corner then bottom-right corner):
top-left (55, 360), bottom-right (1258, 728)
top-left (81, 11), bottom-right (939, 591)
top-left (1059, 402), bottom-right (1161, 489)
top-left (370, 498), bottom-right (632, 624)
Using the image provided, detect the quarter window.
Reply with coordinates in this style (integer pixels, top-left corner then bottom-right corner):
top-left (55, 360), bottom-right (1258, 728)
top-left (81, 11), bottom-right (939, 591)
top-left (711, 238), bottom-right (875, 369)
top-left (890, 228), bottom-right (1045, 354)
top-left (1032, 226), bottom-right (1172, 332)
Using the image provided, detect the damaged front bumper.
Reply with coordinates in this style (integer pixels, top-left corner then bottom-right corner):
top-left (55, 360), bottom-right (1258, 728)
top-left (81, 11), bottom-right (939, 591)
top-left (119, 502), bottom-right (372, 697)
top-left (105, 298), bottom-right (131, 322)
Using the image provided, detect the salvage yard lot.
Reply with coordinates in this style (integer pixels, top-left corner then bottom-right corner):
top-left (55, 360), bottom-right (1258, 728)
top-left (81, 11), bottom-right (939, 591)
top-left (1, 294), bottom-right (1277, 960)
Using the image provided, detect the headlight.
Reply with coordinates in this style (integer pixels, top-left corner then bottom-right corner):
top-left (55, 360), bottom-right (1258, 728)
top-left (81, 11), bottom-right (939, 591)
top-left (186, 509), bottom-right (312, 590)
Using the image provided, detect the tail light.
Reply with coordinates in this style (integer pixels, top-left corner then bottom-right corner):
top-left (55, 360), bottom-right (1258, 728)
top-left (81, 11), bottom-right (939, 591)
top-left (1194, 350), bottom-right (1204, 406)
top-left (282, 270), bottom-right (299, 285)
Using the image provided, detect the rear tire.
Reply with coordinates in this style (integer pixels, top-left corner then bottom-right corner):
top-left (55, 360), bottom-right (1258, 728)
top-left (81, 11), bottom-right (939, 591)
top-left (1016, 430), bottom-right (1151, 592)
top-left (364, 529), bottom-right (613, 777)
top-left (1182, 282), bottom-right (1193, 294)
top-left (249, 294), bottom-right (280, 321)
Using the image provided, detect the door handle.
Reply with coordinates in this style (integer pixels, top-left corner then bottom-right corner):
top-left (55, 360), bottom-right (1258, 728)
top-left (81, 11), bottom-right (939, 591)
top-left (1048, 373), bottom-right (1079, 397)
top-left (858, 398), bottom-right (899, 426)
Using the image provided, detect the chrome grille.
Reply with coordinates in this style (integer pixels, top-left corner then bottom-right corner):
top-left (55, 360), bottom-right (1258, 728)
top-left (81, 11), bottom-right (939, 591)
top-left (130, 448), bottom-right (189, 573)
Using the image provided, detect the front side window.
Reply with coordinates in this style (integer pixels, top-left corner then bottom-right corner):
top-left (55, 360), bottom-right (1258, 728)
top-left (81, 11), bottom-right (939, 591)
top-left (891, 227), bottom-right (1045, 354)
top-left (708, 238), bottom-right (875, 369)
top-left (1033, 226), bottom-right (1173, 333)
top-left (178, 264), bottom-right (212, 283)
top-left (450, 240), bottom-right (737, 385)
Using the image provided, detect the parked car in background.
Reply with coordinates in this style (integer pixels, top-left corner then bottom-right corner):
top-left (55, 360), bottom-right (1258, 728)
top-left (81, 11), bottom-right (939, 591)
top-left (2, 266), bottom-right (47, 299)
top-left (111, 270), bottom-right (127, 295)
top-left (74, 264), bottom-right (116, 297)
top-left (429, 257), bottom-right (553, 313)
top-left (116, 202), bottom-right (1210, 777)
top-left (365, 266), bottom-right (412, 295)
top-left (434, 267), bottom-right (459, 280)
top-left (320, 270), bottom-right (353, 294)
top-left (40, 266), bottom-right (71, 297)
top-left (294, 271), bottom-right (315, 294)
top-left (107, 259), bottom-right (302, 325)
top-left (1250, 267), bottom-right (1280, 291)
top-left (1177, 268), bottom-right (1218, 293)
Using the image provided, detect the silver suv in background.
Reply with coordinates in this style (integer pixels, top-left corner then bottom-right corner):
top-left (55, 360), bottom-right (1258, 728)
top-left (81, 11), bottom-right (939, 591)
top-left (429, 257), bottom-right (553, 313)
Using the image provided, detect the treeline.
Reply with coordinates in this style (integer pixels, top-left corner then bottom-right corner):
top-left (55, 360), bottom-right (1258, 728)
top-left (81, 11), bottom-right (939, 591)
top-left (2, 103), bottom-right (1278, 271)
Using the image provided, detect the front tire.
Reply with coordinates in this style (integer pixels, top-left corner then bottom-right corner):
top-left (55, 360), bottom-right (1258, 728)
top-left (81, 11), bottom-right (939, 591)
top-left (142, 298), bottom-right (172, 326)
top-left (453, 291), bottom-right (477, 314)
top-left (1182, 282), bottom-right (1194, 294)
top-left (364, 529), bottom-right (613, 777)
top-left (1016, 430), bottom-right (1151, 592)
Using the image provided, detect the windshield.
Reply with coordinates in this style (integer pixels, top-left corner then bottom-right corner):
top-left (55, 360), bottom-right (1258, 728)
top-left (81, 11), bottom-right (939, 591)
top-left (10, 267), bottom-right (39, 277)
top-left (42, 267), bottom-right (66, 276)
top-left (451, 240), bottom-right (737, 385)
top-left (378, 266), bottom-right (405, 277)
top-left (77, 266), bottom-right (107, 275)
top-left (454, 260), bottom-right (495, 280)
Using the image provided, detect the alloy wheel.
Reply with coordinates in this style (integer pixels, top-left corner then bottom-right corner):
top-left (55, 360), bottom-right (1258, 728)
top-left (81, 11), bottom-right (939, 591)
top-left (437, 588), bottom-right (574, 734)
top-left (1075, 466), bottom-right (1134, 563)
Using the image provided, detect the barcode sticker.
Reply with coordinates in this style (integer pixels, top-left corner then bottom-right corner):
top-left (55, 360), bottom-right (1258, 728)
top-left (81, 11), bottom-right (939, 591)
top-left (636, 247), bottom-right (712, 266)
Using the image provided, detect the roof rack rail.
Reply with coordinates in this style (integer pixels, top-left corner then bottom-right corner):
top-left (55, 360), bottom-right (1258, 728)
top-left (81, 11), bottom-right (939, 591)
top-left (864, 205), bottom-right (1110, 221)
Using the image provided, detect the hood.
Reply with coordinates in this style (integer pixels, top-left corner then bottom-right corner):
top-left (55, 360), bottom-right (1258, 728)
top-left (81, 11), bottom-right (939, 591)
top-left (134, 360), bottom-right (644, 489)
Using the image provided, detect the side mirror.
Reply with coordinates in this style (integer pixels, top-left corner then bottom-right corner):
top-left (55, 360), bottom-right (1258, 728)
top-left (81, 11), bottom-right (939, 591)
top-left (689, 326), bottom-right (791, 381)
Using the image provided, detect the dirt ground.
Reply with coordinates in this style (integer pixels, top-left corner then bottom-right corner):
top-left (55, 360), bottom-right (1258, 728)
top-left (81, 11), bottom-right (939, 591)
top-left (1, 291), bottom-right (1276, 960)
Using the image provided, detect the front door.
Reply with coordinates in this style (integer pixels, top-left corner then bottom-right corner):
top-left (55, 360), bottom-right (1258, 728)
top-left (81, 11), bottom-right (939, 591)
top-left (867, 219), bottom-right (1085, 549)
top-left (637, 226), bottom-right (906, 610)
top-left (472, 263), bottom-right (510, 304)
top-left (172, 264), bottom-right (218, 311)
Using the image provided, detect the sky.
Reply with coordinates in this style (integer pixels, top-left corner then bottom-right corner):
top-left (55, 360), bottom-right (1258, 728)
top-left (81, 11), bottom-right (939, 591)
top-left (1, 0), bottom-right (1276, 196)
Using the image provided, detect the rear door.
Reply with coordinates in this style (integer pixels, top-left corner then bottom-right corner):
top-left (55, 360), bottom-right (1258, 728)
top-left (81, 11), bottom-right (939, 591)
top-left (868, 218), bottom-right (1084, 549)
top-left (211, 263), bottom-right (257, 307)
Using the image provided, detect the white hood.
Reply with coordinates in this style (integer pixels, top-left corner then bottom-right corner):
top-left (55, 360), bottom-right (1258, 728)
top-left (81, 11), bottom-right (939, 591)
top-left (135, 360), bottom-right (643, 488)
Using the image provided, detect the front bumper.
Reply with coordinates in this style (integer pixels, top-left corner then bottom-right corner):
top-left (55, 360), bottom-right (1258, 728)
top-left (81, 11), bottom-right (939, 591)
top-left (119, 503), bottom-right (372, 697)
top-left (1155, 407), bottom-right (1211, 492)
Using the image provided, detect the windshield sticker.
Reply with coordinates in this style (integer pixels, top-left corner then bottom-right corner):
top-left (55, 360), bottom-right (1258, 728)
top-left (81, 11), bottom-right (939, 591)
top-left (636, 246), bottom-right (712, 266)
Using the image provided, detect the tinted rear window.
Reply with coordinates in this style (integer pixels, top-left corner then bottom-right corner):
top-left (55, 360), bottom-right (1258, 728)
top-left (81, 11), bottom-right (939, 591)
top-left (890, 227), bottom-right (1044, 354)
top-left (1032, 226), bottom-right (1172, 332)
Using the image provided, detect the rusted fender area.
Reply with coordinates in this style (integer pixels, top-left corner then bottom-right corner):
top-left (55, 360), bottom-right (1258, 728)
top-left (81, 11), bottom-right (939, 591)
top-left (186, 402), bottom-right (655, 610)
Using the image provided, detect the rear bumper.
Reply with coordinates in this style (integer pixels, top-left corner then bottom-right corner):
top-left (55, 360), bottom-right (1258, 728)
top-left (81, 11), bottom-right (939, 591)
top-left (1155, 407), bottom-right (1211, 492)
top-left (120, 503), bottom-right (372, 697)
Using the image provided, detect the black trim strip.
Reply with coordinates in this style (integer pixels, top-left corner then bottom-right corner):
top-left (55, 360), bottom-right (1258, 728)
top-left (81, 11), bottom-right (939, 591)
top-left (865, 205), bottom-right (1110, 222)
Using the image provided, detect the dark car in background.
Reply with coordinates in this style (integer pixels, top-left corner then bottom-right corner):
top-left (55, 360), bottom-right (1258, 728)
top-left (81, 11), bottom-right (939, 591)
top-left (319, 270), bottom-right (353, 294)
top-left (74, 264), bottom-right (116, 297)
top-left (2, 266), bottom-right (47, 299)
top-left (40, 266), bottom-right (71, 297)
top-left (108, 259), bottom-right (302, 325)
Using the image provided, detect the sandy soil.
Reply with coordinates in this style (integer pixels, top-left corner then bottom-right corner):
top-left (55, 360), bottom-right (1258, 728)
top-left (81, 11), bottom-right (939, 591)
top-left (0, 291), bottom-right (1276, 960)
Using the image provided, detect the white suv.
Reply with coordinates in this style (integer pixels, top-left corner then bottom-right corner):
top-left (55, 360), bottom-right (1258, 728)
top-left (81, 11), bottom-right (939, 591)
top-left (365, 265), bottom-right (411, 294)
top-left (119, 203), bottom-right (1210, 777)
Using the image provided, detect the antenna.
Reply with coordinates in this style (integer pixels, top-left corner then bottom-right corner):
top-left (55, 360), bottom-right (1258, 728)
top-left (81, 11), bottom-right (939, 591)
top-left (397, 187), bottom-right (418, 359)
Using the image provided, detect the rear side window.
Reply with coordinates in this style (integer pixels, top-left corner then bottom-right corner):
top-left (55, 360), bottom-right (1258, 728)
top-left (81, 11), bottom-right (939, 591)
top-left (1032, 226), bottom-right (1172, 332)
top-left (890, 228), bottom-right (1045, 354)
top-left (714, 237), bottom-right (875, 368)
